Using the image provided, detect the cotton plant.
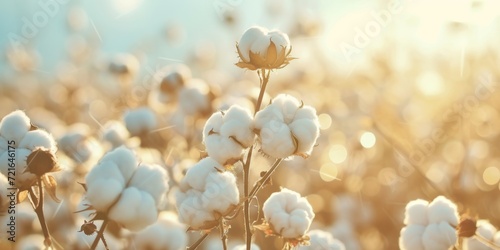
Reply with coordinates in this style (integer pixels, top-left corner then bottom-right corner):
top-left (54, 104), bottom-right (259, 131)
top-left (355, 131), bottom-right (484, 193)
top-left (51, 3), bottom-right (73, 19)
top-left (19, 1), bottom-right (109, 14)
top-left (399, 196), bottom-right (460, 250)
top-left (131, 211), bottom-right (188, 250)
top-left (0, 110), bottom-right (61, 248)
top-left (176, 26), bottom-right (322, 250)
top-left (58, 123), bottom-right (102, 166)
top-left (101, 120), bottom-right (130, 148)
top-left (123, 107), bottom-right (163, 148)
top-left (78, 146), bottom-right (169, 249)
top-left (299, 230), bottom-right (346, 250)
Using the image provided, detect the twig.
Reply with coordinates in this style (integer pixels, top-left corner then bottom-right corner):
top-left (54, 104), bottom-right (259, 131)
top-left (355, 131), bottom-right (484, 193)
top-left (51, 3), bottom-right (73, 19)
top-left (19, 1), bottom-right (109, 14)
top-left (90, 218), bottom-right (109, 250)
top-left (244, 68), bottom-right (271, 250)
top-left (187, 232), bottom-right (210, 250)
top-left (29, 178), bottom-right (52, 248)
top-left (219, 219), bottom-right (228, 250)
top-left (474, 234), bottom-right (500, 250)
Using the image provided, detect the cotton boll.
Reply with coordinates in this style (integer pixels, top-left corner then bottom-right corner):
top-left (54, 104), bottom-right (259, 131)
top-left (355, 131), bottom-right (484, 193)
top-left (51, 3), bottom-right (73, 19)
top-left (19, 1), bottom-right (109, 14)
top-left (262, 188), bottom-right (315, 238)
top-left (176, 158), bottom-right (239, 229)
top-left (16, 234), bottom-right (44, 250)
top-left (108, 187), bottom-right (158, 231)
top-left (98, 146), bottom-right (137, 182)
top-left (86, 178), bottom-right (124, 211)
top-left (301, 230), bottom-right (346, 250)
top-left (123, 107), bottom-right (157, 136)
top-left (204, 136), bottom-right (244, 164)
top-left (255, 95), bottom-right (319, 158)
top-left (102, 120), bottom-right (129, 148)
top-left (128, 164), bottom-right (169, 205)
top-left (399, 225), bottom-right (425, 250)
top-left (260, 123), bottom-right (296, 158)
top-left (181, 157), bottom-right (221, 191)
top-left (269, 30), bottom-right (290, 49)
top-left (404, 199), bottom-right (429, 226)
top-left (132, 211), bottom-right (188, 250)
top-left (422, 222), bottom-right (457, 250)
top-left (463, 220), bottom-right (497, 250)
top-left (238, 26), bottom-right (267, 62)
top-left (220, 105), bottom-right (254, 146)
top-left (18, 130), bottom-right (57, 153)
top-left (427, 196), bottom-right (459, 225)
top-left (14, 149), bottom-right (36, 188)
top-left (178, 80), bottom-right (209, 116)
top-left (0, 110), bottom-right (31, 143)
top-left (0, 137), bottom-right (7, 151)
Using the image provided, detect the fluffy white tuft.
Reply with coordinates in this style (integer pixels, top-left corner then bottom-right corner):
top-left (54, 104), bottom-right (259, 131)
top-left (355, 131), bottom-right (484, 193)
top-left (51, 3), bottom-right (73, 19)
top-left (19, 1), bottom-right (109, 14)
top-left (132, 211), bottom-right (188, 250)
top-left (203, 105), bottom-right (254, 165)
top-left (123, 107), bottom-right (157, 136)
top-left (102, 120), bottom-right (130, 148)
top-left (238, 26), bottom-right (290, 62)
top-left (464, 220), bottom-right (498, 250)
top-left (254, 94), bottom-right (319, 158)
top-left (262, 188), bottom-right (315, 238)
top-left (0, 110), bottom-right (31, 143)
top-left (232, 244), bottom-right (261, 250)
top-left (176, 157), bottom-right (239, 229)
top-left (301, 229), bottom-right (346, 250)
top-left (399, 196), bottom-right (459, 250)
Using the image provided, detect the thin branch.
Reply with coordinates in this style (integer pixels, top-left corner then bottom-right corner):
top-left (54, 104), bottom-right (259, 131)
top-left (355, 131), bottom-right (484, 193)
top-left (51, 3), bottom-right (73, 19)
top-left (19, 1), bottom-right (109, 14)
top-left (219, 219), bottom-right (228, 250)
top-left (474, 234), bottom-right (500, 250)
top-left (90, 218), bottom-right (109, 250)
top-left (30, 178), bottom-right (52, 248)
top-left (187, 232), bottom-right (210, 250)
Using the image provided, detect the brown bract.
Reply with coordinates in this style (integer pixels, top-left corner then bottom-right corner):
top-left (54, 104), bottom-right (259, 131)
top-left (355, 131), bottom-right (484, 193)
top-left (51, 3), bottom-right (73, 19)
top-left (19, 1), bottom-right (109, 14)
top-left (236, 42), bottom-right (295, 70)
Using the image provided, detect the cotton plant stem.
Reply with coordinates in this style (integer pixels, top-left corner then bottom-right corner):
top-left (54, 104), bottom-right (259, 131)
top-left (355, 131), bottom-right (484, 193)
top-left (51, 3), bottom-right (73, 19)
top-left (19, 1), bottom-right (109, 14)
top-left (474, 234), bottom-right (500, 250)
top-left (219, 219), bottom-right (228, 250)
top-left (29, 178), bottom-right (52, 248)
top-left (244, 68), bottom-right (270, 250)
top-left (248, 158), bottom-right (283, 199)
top-left (90, 218), bottom-right (109, 250)
top-left (187, 232), bottom-right (210, 250)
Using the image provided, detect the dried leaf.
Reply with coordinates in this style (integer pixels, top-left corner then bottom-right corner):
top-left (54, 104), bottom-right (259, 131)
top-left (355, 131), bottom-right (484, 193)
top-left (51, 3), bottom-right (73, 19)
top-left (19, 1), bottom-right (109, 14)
top-left (43, 175), bottom-right (60, 203)
top-left (17, 190), bottom-right (28, 204)
top-left (77, 182), bottom-right (87, 192)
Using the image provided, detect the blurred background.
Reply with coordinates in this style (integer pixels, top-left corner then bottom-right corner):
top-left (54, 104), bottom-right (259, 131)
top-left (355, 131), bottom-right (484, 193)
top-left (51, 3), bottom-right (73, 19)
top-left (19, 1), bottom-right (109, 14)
top-left (1, 0), bottom-right (500, 249)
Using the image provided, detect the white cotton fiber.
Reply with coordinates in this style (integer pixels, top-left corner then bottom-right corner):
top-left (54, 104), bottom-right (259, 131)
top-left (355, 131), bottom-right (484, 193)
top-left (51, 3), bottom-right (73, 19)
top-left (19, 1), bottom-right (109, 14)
top-left (404, 199), bottom-right (429, 226)
top-left (254, 94), bottom-right (319, 159)
top-left (427, 196), bottom-right (459, 225)
top-left (262, 188), bottom-right (314, 238)
top-left (399, 196), bottom-right (459, 250)
top-left (300, 230), bottom-right (346, 250)
top-left (102, 120), bottom-right (130, 148)
top-left (399, 225), bottom-right (425, 250)
top-left (233, 243), bottom-right (261, 250)
top-left (238, 26), bottom-right (267, 62)
top-left (203, 105), bottom-right (254, 165)
top-left (132, 212), bottom-right (188, 250)
top-left (123, 107), bottom-right (157, 136)
top-left (128, 164), bottom-right (168, 205)
top-left (0, 110), bottom-right (31, 143)
top-left (176, 157), bottom-right (239, 229)
top-left (18, 130), bottom-right (57, 153)
top-left (421, 222), bottom-right (457, 250)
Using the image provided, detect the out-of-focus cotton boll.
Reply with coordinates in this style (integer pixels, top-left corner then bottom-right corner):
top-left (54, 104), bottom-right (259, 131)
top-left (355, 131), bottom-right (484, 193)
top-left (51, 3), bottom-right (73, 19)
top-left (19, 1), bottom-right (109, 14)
top-left (300, 230), bottom-right (346, 250)
top-left (83, 147), bottom-right (169, 231)
top-left (101, 120), bottom-right (130, 148)
top-left (132, 211), bottom-right (188, 250)
top-left (399, 196), bottom-right (459, 250)
top-left (0, 110), bottom-right (58, 189)
top-left (153, 64), bottom-right (192, 103)
top-left (176, 157), bottom-right (239, 230)
top-left (16, 234), bottom-right (45, 250)
top-left (178, 79), bottom-right (210, 116)
top-left (254, 94), bottom-right (319, 159)
top-left (232, 243), bottom-right (261, 250)
top-left (123, 107), bottom-right (157, 136)
top-left (464, 220), bottom-right (498, 250)
top-left (262, 188), bottom-right (314, 238)
top-left (107, 53), bottom-right (139, 76)
top-left (203, 105), bottom-right (254, 165)
top-left (59, 123), bottom-right (101, 163)
top-left (74, 225), bottom-right (122, 250)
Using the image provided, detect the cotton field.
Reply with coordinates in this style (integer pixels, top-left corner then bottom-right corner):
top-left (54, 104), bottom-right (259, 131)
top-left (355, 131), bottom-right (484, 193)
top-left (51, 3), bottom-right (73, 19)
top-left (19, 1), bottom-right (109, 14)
top-left (1, 0), bottom-right (500, 250)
